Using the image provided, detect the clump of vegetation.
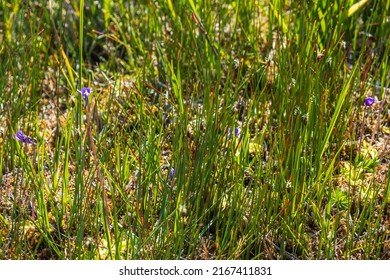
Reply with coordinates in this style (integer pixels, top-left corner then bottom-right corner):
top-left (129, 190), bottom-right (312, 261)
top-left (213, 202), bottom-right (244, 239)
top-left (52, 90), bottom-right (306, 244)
top-left (0, 0), bottom-right (389, 259)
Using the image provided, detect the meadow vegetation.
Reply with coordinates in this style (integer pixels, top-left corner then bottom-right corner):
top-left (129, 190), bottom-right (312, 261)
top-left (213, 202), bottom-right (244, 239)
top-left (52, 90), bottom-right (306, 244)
top-left (0, 0), bottom-right (389, 259)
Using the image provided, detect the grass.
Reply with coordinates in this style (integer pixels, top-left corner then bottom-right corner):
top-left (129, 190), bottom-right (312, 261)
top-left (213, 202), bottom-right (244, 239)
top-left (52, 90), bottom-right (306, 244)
top-left (0, 0), bottom-right (389, 260)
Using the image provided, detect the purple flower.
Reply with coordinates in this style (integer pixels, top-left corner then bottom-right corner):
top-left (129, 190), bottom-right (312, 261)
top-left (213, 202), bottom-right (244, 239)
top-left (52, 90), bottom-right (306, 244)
top-left (12, 130), bottom-right (35, 145)
top-left (364, 97), bottom-right (375, 107)
top-left (228, 127), bottom-right (240, 138)
top-left (170, 168), bottom-right (175, 181)
top-left (78, 87), bottom-right (92, 106)
top-left (235, 127), bottom-right (240, 137)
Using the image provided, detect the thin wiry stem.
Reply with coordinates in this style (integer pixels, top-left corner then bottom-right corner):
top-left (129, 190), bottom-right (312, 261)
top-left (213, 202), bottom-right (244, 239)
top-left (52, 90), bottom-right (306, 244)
top-left (358, 107), bottom-right (366, 154)
top-left (86, 102), bottom-right (111, 231)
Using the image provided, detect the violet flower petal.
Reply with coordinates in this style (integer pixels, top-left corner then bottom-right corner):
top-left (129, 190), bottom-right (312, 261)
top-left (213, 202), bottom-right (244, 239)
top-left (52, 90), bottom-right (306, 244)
top-left (78, 87), bottom-right (92, 106)
top-left (235, 127), bottom-right (240, 137)
top-left (13, 130), bottom-right (35, 145)
top-left (364, 97), bottom-right (375, 107)
top-left (170, 168), bottom-right (176, 181)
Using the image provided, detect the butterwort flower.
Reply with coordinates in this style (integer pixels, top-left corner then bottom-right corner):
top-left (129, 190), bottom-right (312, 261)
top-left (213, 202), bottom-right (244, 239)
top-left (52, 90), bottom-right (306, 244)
top-left (235, 127), bottom-right (240, 137)
top-left (78, 87), bottom-right (92, 106)
top-left (364, 97), bottom-right (375, 107)
top-left (170, 168), bottom-right (176, 181)
top-left (13, 130), bottom-right (35, 145)
top-left (228, 127), bottom-right (240, 139)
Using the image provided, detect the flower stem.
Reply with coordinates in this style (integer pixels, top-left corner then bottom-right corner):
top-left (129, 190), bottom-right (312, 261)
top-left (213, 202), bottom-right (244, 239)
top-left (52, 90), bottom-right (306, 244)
top-left (86, 102), bottom-right (111, 230)
top-left (358, 106), bottom-right (366, 154)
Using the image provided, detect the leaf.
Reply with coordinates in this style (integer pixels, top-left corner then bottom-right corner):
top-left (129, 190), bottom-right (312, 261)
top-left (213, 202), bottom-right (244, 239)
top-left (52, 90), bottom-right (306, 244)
top-left (348, 0), bottom-right (369, 17)
top-left (319, 63), bottom-right (359, 159)
top-left (269, 2), bottom-right (288, 34)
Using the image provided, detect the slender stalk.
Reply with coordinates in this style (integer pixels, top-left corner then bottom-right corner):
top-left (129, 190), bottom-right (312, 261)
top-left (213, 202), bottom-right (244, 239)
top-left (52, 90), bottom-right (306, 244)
top-left (358, 106), bottom-right (366, 154)
top-left (86, 101), bottom-right (111, 233)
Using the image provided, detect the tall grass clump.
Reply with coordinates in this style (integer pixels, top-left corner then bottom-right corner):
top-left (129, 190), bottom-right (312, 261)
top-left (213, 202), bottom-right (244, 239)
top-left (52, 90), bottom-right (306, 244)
top-left (0, 0), bottom-right (389, 259)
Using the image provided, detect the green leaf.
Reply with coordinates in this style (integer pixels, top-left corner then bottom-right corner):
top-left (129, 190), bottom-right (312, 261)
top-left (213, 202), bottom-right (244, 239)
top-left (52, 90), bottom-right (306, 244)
top-left (348, 0), bottom-right (369, 17)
